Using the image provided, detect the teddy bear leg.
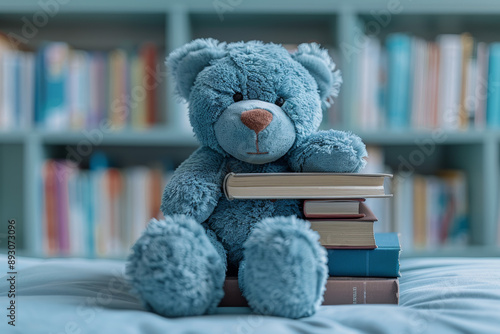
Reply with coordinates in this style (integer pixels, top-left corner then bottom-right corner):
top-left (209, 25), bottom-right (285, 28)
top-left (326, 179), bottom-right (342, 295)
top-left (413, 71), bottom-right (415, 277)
top-left (126, 215), bottom-right (226, 317)
top-left (238, 216), bottom-right (328, 318)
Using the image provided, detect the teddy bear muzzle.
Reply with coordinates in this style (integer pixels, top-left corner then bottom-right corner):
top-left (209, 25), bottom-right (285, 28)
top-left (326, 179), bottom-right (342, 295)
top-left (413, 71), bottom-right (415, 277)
top-left (214, 100), bottom-right (296, 164)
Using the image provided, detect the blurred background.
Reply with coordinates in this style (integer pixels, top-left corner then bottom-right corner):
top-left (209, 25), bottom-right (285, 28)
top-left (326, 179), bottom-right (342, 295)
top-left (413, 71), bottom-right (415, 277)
top-left (0, 0), bottom-right (499, 258)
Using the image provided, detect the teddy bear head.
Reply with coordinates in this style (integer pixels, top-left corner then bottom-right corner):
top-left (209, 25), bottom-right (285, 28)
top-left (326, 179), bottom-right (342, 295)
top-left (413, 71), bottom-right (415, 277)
top-left (168, 39), bottom-right (342, 164)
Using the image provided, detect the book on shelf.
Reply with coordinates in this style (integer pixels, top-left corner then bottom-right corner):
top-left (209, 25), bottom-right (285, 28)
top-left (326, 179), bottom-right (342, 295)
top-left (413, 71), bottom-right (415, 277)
top-left (358, 36), bottom-right (382, 129)
top-left (309, 202), bottom-right (377, 249)
top-left (326, 233), bottom-right (401, 277)
top-left (0, 32), bottom-right (35, 130)
top-left (219, 276), bottom-right (399, 307)
top-left (392, 170), bottom-right (469, 251)
top-left (303, 198), bottom-right (366, 219)
top-left (487, 43), bottom-right (500, 127)
top-left (386, 33), bottom-right (412, 129)
top-left (223, 173), bottom-right (393, 200)
top-left (436, 34), bottom-right (461, 130)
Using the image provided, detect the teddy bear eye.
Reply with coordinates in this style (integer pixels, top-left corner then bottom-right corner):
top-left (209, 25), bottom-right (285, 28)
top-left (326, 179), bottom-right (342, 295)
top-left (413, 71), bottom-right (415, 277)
top-left (233, 92), bottom-right (244, 102)
top-left (275, 97), bottom-right (285, 107)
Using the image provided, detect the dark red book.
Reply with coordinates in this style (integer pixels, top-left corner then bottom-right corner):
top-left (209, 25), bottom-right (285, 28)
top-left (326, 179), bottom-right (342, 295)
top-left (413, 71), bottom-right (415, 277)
top-left (219, 277), bottom-right (399, 307)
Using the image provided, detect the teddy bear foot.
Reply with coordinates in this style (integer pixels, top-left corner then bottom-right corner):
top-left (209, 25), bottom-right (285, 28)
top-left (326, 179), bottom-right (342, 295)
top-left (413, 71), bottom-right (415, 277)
top-left (239, 216), bottom-right (328, 319)
top-left (126, 215), bottom-right (226, 317)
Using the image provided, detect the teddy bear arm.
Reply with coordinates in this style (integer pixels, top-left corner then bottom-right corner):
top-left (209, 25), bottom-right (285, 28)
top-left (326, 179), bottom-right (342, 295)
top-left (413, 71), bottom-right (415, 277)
top-left (160, 146), bottom-right (226, 223)
top-left (287, 130), bottom-right (367, 173)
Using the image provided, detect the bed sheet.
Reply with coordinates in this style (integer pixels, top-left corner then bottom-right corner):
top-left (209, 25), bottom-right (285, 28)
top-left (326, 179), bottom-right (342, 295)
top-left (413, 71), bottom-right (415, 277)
top-left (1, 256), bottom-right (499, 334)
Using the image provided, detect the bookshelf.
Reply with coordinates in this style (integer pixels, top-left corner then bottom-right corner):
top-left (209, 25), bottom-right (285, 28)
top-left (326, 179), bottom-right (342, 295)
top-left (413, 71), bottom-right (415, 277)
top-left (0, 0), bottom-right (499, 258)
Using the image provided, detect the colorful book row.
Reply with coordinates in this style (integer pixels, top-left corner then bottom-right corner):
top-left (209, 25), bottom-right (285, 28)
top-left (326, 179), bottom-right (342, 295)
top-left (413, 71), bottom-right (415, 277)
top-left (0, 33), bottom-right (160, 131)
top-left (40, 157), bottom-right (173, 257)
top-left (363, 146), bottom-right (470, 250)
top-left (393, 171), bottom-right (469, 250)
top-left (354, 33), bottom-right (500, 130)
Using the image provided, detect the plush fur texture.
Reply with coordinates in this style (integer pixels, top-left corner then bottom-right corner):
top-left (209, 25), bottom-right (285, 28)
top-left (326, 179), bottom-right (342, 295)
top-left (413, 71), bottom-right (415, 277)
top-left (288, 129), bottom-right (368, 172)
top-left (127, 39), bottom-right (367, 319)
top-left (214, 100), bottom-right (296, 164)
top-left (239, 216), bottom-right (328, 318)
top-left (126, 216), bottom-right (226, 317)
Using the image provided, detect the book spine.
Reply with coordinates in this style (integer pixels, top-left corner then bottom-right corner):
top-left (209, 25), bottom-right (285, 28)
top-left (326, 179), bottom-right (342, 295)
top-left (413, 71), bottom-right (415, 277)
top-left (487, 43), bottom-right (500, 127)
top-left (437, 35), bottom-right (463, 130)
top-left (1, 51), bottom-right (16, 129)
top-left (219, 278), bottom-right (399, 307)
top-left (475, 42), bottom-right (489, 128)
top-left (327, 248), bottom-right (400, 277)
top-left (303, 198), bottom-right (366, 218)
top-left (43, 43), bottom-right (69, 129)
top-left (386, 34), bottom-right (412, 129)
top-left (142, 42), bottom-right (157, 126)
top-left (459, 33), bottom-right (474, 129)
top-left (322, 278), bottom-right (399, 305)
top-left (42, 160), bottom-right (56, 255)
top-left (55, 162), bottom-right (70, 255)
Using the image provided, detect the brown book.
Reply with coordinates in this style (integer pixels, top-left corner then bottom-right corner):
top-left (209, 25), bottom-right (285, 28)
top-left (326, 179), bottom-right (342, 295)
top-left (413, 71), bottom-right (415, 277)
top-left (219, 277), bottom-right (399, 307)
top-left (309, 202), bottom-right (377, 249)
top-left (149, 166), bottom-right (163, 218)
top-left (43, 160), bottom-right (57, 256)
top-left (413, 176), bottom-right (426, 248)
top-left (303, 198), bottom-right (366, 219)
top-left (140, 42), bottom-right (157, 126)
top-left (223, 173), bottom-right (392, 200)
top-left (459, 33), bottom-right (474, 129)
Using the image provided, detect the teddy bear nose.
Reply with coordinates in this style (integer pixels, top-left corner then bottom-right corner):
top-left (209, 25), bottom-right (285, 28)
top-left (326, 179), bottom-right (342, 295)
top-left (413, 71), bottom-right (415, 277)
top-left (240, 109), bottom-right (273, 134)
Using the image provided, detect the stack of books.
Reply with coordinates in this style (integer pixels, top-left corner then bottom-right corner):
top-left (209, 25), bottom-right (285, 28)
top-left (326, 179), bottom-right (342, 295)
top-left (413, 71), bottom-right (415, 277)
top-left (219, 172), bottom-right (400, 306)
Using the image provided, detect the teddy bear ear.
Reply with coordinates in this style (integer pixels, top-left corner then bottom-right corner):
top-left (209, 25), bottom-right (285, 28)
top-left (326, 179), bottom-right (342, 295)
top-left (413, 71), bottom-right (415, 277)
top-left (167, 38), bottom-right (226, 100)
top-left (291, 43), bottom-right (342, 108)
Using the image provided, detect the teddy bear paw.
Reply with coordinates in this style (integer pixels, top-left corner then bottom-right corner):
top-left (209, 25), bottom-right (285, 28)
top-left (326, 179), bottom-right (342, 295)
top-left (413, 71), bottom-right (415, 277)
top-left (239, 216), bottom-right (328, 318)
top-left (126, 215), bottom-right (226, 317)
top-left (289, 130), bottom-right (367, 173)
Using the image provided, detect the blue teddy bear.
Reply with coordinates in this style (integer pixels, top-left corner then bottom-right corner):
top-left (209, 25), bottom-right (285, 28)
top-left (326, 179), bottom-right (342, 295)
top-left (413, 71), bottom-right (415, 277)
top-left (127, 39), bottom-right (367, 319)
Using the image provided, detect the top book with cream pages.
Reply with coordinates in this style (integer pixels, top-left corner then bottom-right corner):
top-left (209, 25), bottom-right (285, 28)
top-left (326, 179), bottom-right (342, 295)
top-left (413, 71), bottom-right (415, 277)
top-left (223, 173), bottom-right (393, 200)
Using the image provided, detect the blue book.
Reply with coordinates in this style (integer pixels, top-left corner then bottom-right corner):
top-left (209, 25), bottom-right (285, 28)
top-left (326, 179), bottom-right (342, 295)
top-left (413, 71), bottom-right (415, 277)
top-left (386, 34), bottom-right (412, 129)
top-left (89, 151), bottom-right (109, 171)
top-left (487, 43), bottom-right (500, 127)
top-left (13, 53), bottom-right (21, 128)
top-left (327, 233), bottom-right (401, 277)
top-left (34, 47), bottom-right (45, 125)
top-left (36, 43), bottom-right (69, 129)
